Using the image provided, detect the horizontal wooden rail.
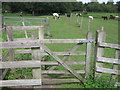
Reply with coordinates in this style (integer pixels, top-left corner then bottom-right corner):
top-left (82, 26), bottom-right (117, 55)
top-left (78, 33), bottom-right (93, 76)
top-left (97, 57), bottom-right (119, 64)
top-left (0, 39), bottom-right (94, 49)
top-left (43, 79), bottom-right (79, 84)
top-left (5, 21), bottom-right (22, 22)
top-left (15, 50), bottom-right (86, 55)
top-left (7, 26), bottom-right (43, 30)
top-left (0, 79), bottom-right (41, 87)
top-left (96, 67), bottom-right (120, 75)
top-left (13, 38), bottom-right (94, 43)
top-left (115, 82), bottom-right (120, 87)
top-left (42, 70), bottom-right (85, 74)
top-left (1, 61), bottom-right (85, 69)
top-left (1, 61), bottom-right (41, 69)
top-left (4, 17), bottom-right (45, 20)
top-left (99, 42), bottom-right (120, 50)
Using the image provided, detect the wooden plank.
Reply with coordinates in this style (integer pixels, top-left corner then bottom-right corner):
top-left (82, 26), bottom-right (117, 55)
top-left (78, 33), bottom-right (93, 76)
top-left (14, 38), bottom-right (93, 43)
top-left (0, 79), bottom-right (41, 87)
top-left (39, 44), bottom-right (84, 84)
top-left (0, 61), bottom-right (41, 69)
top-left (15, 49), bottom-right (32, 53)
top-left (41, 61), bottom-right (85, 65)
top-left (94, 30), bottom-right (106, 77)
top-left (97, 57), bottom-right (119, 64)
top-left (0, 39), bottom-right (94, 49)
top-left (15, 50), bottom-right (86, 55)
top-left (99, 42), bottom-right (120, 50)
top-left (42, 70), bottom-right (85, 74)
top-left (6, 26), bottom-right (15, 73)
top-left (40, 39), bottom-right (93, 43)
top-left (43, 79), bottom-right (79, 84)
top-left (96, 67), bottom-right (120, 75)
top-left (112, 50), bottom-right (120, 79)
top-left (114, 82), bottom-right (120, 87)
top-left (32, 26), bottom-right (44, 88)
top-left (0, 61), bottom-right (85, 69)
top-left (6, 26), bottom-right (13, 41)
top-left (45, 17), bottom-right (51, 36)
top-left (14, 38), bottom-right (33, 41)
top-left (0, 4), bottom-right (2, 82)
top-left (85, 31), bottom-right (92, 77)
top-left (0, 12), bottom-right (2, 29)
top-left (7, 26), bottom-right (43, 30)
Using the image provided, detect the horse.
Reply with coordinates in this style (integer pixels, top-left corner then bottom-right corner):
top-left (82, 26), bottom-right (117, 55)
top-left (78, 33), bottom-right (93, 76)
top-left (20, 12), bottom-right (23, 17)
top-left (53, 13), bottom-right (60, 20)
top-left (115, 16), bottom-right (120, 19)
top-left (75, 13), bottom-right (82, 17)
top-left (109, 15), bottom-right (115, 20)
top-left (66, 13), bottom-right (71, 17)
top-left (102, 16), bottom-right (108, 20)
top-left (89, 16), bottom-right (93, 20)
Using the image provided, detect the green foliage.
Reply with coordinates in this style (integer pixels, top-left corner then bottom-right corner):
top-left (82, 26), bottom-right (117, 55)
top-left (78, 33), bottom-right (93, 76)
top-left (58, 76), bottom-right (116, 88)
top-left (2, 2), bottom-right (119, 14)
top-left (83, 76), bottom-right (116, 88)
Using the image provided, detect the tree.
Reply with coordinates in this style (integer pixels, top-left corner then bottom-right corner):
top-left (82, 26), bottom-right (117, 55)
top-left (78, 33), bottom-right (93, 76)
top-left (116, 1), bottom-right (120, 12)
top-left (107, 0), bottom-right (114, 5)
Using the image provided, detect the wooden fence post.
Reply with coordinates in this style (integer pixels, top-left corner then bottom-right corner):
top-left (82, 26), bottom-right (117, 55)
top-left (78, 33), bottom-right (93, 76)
top-left (94, 29), bottom-right (106, 77)
top-left (0, 1), bottom-right (2, 85)
top-left (85, 31), bottom-right (93, 78)
top-left (112, 50), bottom-right (119, 79)
top-left (32, 26), bottom-right (44, 88)
top-left (46, 17), bottom-right (51, 37)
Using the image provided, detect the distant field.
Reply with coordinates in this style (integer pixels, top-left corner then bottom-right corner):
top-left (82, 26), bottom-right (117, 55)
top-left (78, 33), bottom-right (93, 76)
top-left (2, 12), bottom-right (118, 88)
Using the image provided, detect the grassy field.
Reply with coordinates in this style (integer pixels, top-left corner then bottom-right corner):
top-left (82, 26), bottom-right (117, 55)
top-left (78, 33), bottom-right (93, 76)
top-left (2, 12), bottom-right (118, 88)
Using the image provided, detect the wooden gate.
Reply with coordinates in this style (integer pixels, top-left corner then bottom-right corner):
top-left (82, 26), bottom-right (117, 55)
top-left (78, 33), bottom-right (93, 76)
top-left (0, 26), bottom-right (94, 87)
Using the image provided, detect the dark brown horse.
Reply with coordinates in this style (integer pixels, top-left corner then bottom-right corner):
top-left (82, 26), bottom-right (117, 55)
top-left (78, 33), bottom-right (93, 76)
top-left (102, 16), bottom-right (108, 20)
top-left (109, 15), bottom-right (115, 20)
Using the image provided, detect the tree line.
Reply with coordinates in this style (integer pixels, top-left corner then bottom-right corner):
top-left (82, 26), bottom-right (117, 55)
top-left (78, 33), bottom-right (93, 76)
top-left (2, 2), bottom-right (120, 15)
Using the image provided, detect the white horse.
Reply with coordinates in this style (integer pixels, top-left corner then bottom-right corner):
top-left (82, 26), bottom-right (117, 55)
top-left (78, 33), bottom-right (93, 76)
top-left (115, 16), bottom-right (119, 19)
top-left (53, 13), bottom-right (60, 20)
top-left (89, 16), bottom-right (94, 20)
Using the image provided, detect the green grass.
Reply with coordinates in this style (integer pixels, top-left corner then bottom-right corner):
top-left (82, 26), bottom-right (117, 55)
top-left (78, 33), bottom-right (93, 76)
top-left (2, 12), bottom-right (118, 88)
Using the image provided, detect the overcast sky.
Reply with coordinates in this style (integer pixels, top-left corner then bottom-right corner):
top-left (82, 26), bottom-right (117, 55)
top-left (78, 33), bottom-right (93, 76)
top-left (76, 0), bottom-right (120, 4)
